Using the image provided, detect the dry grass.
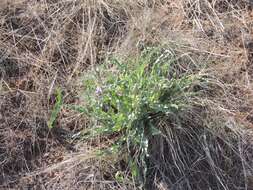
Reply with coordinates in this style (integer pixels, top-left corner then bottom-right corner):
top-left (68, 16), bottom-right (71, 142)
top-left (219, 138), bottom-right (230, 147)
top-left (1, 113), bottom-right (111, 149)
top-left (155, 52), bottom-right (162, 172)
top-left (1, 0), bottom-right (253, 189)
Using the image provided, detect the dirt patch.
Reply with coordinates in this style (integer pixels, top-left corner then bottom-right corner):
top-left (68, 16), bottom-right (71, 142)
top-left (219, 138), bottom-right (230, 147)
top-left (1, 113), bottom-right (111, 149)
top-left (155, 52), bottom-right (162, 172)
top-left (0, 91), bottom-right (74, 188)
top-left (0, 53), bottom-right (29, 83)
top-left (0, 91), bottom-right (42, 187)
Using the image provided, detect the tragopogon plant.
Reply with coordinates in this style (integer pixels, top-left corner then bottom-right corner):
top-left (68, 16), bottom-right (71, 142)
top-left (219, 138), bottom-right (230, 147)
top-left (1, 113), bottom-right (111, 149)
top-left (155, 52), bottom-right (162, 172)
top-left (79, 47), bottom-right (202, 186)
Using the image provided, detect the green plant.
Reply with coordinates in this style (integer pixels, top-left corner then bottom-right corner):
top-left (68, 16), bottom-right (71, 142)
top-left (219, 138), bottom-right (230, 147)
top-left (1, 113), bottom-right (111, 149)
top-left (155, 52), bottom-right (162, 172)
top-left (79, 47), bottom-right (202, 186)
top-left (48, 88), bottom-right (63, 129)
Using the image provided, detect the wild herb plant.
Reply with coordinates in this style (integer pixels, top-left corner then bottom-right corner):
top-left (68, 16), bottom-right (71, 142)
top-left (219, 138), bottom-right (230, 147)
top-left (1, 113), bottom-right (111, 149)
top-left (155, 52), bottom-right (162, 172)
top-left (79, 47), bottom-right (201, 186)
top-left (48, 88), bottom-right (63, 129)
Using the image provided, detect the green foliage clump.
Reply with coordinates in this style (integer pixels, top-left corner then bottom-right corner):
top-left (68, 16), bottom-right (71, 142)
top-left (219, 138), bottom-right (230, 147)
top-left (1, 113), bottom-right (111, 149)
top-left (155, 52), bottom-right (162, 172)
top-left (48, 88), bottom-right (63, 129)
top-left (80, 47), bottom-right (201, 186)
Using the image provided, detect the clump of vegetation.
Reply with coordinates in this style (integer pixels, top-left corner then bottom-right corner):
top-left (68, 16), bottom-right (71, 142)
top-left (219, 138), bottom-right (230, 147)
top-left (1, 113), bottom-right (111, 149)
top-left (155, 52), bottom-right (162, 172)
top-left (79, 47), bottom-right (203, 187)
top-left (75, 46), bottom-right (253, 190)
top-left (2, 0), bottom-right (253, 189)
top-left (48, 88), bottom-right (63, 129)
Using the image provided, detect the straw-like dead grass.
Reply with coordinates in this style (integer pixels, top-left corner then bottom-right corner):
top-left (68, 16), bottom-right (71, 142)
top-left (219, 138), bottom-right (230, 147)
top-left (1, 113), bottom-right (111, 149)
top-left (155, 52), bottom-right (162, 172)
top-left (1, 0), bottom-right (253, 189)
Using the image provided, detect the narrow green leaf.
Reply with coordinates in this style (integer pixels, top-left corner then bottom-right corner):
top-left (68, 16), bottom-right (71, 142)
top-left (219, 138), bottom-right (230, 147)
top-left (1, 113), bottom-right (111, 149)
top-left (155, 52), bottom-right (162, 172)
top-left (48, 88), bottom-right (63, 129)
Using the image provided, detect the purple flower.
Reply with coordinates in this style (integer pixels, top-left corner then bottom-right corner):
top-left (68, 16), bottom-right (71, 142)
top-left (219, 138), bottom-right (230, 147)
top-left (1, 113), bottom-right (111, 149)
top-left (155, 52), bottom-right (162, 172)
top-left (95, 86), bottom-right (103, 95)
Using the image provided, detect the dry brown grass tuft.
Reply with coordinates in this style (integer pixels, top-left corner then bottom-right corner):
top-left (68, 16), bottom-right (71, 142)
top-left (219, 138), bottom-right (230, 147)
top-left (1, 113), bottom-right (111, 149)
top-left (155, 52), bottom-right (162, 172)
top-left (1, 0), bottom-right (253, 189)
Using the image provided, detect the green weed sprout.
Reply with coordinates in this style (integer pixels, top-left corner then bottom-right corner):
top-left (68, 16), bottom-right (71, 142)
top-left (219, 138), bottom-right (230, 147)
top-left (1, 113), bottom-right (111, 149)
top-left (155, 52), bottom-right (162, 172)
top-left (79, 47), bottom-right (201, 186)
top-left (48, 88), bottom-right (63, 129)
